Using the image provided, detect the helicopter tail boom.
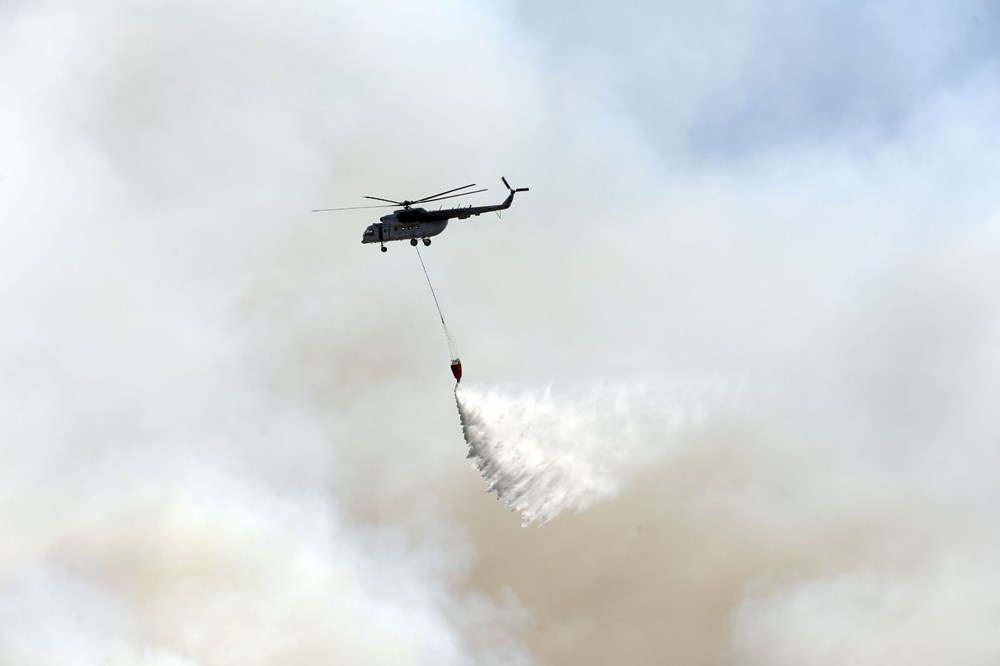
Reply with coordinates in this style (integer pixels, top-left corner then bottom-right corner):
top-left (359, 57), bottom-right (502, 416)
top-left (452, 177), bottom-right (529, 218)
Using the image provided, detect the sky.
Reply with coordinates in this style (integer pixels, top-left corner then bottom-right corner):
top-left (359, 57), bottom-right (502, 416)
top-left (2, 0), bottom-right (1000, 664)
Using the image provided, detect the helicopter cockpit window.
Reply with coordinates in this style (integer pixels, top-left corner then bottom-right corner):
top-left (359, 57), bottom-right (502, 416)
top-left (364, 229), bottom-right (375, 237)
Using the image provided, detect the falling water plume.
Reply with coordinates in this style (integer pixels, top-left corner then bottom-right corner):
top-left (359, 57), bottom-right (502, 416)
top-left (455, 382), bottom-right (724, 525)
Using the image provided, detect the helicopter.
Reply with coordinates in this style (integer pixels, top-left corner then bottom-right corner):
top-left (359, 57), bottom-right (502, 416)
top-left (313, 177), bottom-right (529, 252)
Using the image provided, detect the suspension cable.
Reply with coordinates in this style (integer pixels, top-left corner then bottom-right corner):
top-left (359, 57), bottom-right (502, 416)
top-left (415, 245), bottom-right (459, 361)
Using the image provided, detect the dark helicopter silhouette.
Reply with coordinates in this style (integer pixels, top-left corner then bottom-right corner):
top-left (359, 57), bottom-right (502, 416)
top-left (313, 177), bottom-right (529, 252)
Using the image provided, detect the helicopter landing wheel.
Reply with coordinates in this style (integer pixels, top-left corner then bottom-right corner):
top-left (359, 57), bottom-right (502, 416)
top-left (422, 238), bottom-right (431, 246)
top-left (380, 246), bottom-right (387, 253)
top-left (410, 238), bottom-right (418, 246)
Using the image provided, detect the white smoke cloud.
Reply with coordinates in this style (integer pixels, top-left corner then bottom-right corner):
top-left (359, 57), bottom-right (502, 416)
top-left (1, 0), bottom-right (538, 663)
top-left (0, 450), bottom-right (527, 664)
top-left (3, 0), bottom-right (1000, 664)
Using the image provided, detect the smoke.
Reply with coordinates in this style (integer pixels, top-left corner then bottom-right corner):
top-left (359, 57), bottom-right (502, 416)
top-left (453, 292), bottom-right (1000, 664)
top-left (457, 382), bottom-right (724, 524)
top-left (0, 0), bottom-right (537, 663)
top-left (4, 0), bottom-right (1000, 664)
top-left (0, 455), bottom-right (520, 665)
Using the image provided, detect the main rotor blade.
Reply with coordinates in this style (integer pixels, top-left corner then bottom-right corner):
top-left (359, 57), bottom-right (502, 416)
top-left (312, 182), bottom-right (485, 212)
top-left (413, 183), bottom-right (477, 204)
top-left (311, 203), bottom-right (397, 212)
top-left (418, 188), bottom-right (488, 205)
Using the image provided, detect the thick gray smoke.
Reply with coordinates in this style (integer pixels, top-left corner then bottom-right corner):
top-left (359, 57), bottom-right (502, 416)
top-left (4, 0), bottom-right (1000, 664)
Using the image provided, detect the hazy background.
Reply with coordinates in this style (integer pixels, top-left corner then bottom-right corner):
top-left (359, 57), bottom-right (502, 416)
top-left (2, 0), bottom-right (999, 663)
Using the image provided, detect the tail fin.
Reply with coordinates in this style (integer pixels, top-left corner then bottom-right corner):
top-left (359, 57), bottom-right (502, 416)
top-left (496, 176), bottom-right (529, 214)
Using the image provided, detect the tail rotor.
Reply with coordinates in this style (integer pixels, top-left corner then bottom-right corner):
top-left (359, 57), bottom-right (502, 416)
top-left (502, 176), bottom-right (529, 194)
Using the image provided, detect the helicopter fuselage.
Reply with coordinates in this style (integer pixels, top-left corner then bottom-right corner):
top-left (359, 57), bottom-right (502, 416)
top-left (361, 208), bottom-right (449, 245)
